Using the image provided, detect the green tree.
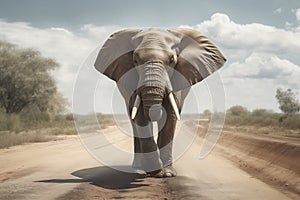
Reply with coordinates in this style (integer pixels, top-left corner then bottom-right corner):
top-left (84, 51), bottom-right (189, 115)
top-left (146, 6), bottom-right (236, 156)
top-left (275, 88), bottom-right (300, 116)
top-left (227, 105), bottom-right (249, 116)
top-left (0, 41), bottom-right (65, 114)
top-left (202, 109), bottom-right (211, 116)
top-left (252, 109), bottom-right (273, 117)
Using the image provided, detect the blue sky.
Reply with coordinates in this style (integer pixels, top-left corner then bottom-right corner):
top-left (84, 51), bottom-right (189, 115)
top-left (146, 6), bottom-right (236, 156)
top-left (1, 0), bottom-right (299, 28)
top-left (0, 0), bottom-right (300, 114)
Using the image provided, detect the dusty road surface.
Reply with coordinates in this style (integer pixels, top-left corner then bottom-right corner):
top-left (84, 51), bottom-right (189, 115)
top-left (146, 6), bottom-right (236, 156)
top-left (0, 126), bottom-right (299, 200)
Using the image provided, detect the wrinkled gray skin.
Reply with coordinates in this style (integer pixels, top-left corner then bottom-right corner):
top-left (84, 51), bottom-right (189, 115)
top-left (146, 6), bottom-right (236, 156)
top-left (95, 28), bottom-right (226, 178)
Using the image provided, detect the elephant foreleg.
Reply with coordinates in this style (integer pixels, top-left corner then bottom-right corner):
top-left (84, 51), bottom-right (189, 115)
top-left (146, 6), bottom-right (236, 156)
top-left (157, 100), bottom-right (177, 166)
top-left (130, 104), bottom-right (162, 173)
top-left (156, 100), bottom-right (178, 177)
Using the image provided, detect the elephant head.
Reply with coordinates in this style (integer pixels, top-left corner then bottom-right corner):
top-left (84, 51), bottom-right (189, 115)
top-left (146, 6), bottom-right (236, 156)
top-left (95, 28), bottom-right (226, 122)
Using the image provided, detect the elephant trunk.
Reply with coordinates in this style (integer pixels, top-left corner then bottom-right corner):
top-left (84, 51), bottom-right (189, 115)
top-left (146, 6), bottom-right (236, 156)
top-left (137, 62), bottom-right (169, 121)
top-left (140, 85), bottom-right (164, 121)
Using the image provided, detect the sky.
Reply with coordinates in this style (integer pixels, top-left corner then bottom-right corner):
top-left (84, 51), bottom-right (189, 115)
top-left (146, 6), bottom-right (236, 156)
top-left (0, 0), bottom-right (300, 114)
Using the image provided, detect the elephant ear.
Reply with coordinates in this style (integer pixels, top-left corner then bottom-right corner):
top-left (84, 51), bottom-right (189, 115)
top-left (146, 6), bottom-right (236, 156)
top-left (168, 28), bottom-right (226, 91)
top-left (94, 29), bottom-right (141, 82)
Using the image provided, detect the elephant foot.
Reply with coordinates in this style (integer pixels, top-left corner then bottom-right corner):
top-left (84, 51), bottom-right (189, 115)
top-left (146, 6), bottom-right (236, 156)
top-left (147, 169), bottom-right (164, 178)
top-left (163, 165), bottom-right (177, 177)
top-left (147, 165), bottom-right (177, 178)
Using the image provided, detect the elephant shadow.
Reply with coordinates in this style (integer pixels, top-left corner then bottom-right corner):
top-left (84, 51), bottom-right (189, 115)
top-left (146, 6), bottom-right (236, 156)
top-left (36, 166), bottom-right (148, 190)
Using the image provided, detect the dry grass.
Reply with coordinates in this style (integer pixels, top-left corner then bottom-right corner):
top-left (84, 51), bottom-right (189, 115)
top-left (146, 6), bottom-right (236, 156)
top-left (41, 126), bottom-right (77, 136)
top-left (225, 111), bottom-right (300, 130)
top-left (0, 131), bottom-right (56, 149)
top-left (0, 113), bottom-right (116, 149)
top-left (0, 123), bottom-right (78, 149)
top-left (223, 125), bottom-right (300, 138)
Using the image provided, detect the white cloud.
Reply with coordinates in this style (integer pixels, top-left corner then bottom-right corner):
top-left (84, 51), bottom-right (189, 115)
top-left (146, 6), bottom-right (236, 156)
top-left (1, 13), bottom-right (300, 113)
top-left (221, 53), bottom-right (300, 111)
top-left (285, 21), bottom-right (294, 29)
top-left (81, 24), bottom-right (121, 40)
top-left (179, 13), bottom-right (300, 111)
top-left (222, 53), bottom-right (300, 86)
top-left (189, 13), bottom-right (300, 59)
top-left (295, 8), bottom-right (300, 21)
top-left (273, 8), bottom-right (282, 14)
top-left (222, 77), bottom-right (280, 111)
top-left (0, 19), bottom-right (122, 105)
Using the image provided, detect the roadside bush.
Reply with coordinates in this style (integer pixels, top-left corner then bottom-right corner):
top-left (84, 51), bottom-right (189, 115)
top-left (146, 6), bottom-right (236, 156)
top-left (0, 111), bottom-right (76, 148)
top-left (252, 109), bottom-right (273, 117)
top-left (227, 105), bottom-right (249, 116)
top-left (281, 115), bottom-right (300, 129)
top-left (202, 109), bottom-right (212, 118)
top-left (65, 114), bottom-right (74, 121)
top-left (97, 113), bottom-right (115, 129)
top-left (0, 131), bottom-right (55, 149)
top-left (19, 105), bottom-right (51, 129)
top-left (0, 114), bottom-right (23, 132)
top-left (0, 109), bottom-right (76, 132)
top-left (225, 105), bottom-right (299, 130)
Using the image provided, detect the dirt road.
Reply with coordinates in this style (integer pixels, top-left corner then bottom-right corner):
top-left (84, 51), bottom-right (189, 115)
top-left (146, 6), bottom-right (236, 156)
top-left (0, 126), bottom-right (298, 199)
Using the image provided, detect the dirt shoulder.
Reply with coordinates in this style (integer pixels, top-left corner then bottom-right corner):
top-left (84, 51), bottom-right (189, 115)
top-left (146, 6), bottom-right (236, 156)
top-left (212, 126), bottom-right (300, 199)
top-left (0, 135), bottom-right (173, 200)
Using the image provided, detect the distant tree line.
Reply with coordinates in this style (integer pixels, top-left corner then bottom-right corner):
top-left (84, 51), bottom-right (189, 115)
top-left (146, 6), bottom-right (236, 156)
top-left (204, 88), bottom-right (300, 129)
top-left (226, 88), bottom-right (300, 129)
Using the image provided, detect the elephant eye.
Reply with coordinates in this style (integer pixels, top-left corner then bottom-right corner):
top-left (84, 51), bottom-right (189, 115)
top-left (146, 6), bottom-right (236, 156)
top-left (169, 55), bottom-right (174, 64)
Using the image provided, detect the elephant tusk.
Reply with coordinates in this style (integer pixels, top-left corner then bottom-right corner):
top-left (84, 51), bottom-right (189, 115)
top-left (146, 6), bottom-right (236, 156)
top-left (131, 95), bottom-right (141, 119)
top-left (168, 93), bottom-right (181, 120)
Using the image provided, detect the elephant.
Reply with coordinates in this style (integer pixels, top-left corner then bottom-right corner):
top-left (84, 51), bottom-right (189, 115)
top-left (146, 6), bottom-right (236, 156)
top-left (94, 28), bottom-right (226, 178)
